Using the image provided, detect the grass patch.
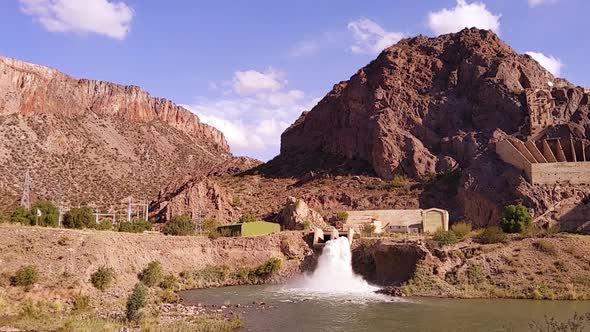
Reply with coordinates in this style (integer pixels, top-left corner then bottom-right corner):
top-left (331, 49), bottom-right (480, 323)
top-left (451, 222), bottom-right (472, 239)
top-left (151, 316), bottom-right (242, 332)
top-left (534, 239), bottom-right (558, 255)
top-left (432, 229), bottom-right (457, 246)
top-left (477, 226), bottom-right (507, 244)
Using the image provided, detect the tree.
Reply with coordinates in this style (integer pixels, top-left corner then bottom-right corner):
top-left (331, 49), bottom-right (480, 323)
top-left (63, 207), bottom-right (94, 229)
top-left (163, 215), bottom-right (195, 236)
top-left (30, 201), bottom-right (59, 227)
top-left (10, 207), bottom-right (32, 225)
top-left (126, 282), bottom-right (148, 321)
top-left (501, 204), bottom-right (532, 233)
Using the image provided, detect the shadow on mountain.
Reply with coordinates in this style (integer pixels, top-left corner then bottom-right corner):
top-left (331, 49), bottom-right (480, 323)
top-left (241, 151), bottom-right (376, 179)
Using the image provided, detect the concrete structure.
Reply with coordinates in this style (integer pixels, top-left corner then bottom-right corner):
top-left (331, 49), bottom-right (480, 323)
top-left (496, 137), bottom-right (590, 185)
top-left (344, 208), bottom-right (449, 234)
top-left (313, 227), bottom-right (354, 246)
top-left (216, 221), bottom-right (280, 237)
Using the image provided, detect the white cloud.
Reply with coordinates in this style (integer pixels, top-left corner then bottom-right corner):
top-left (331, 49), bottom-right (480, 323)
top-left (186, 70), bottom-right (318, 160)
top-left (528, 0), bottom-right (558, 7)
top-left (19, 0), bottom-right (133, 40)
top-left (289, 40), bottom-right (320, 57)
top-left (525, 51), bottom-right (563, 76)
top-left (232, 69), bottom-right (285, 96)
top-left (428, 0), bottom-right (501, 36)
top-left (347, 18), bottom-right (404, 55)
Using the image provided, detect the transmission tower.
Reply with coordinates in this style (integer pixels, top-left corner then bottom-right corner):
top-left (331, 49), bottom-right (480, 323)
top-left (21, 170), bottom-right (31, 209)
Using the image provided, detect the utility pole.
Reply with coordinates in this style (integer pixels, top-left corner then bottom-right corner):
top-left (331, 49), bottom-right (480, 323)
top-left (21, 170), bottom-right (31, 209)
top-left (127, 198), bottom-right (148, 222)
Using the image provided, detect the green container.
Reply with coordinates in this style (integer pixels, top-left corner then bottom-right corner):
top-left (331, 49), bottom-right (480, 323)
top-left (217, 221), bottom-right (280, 237)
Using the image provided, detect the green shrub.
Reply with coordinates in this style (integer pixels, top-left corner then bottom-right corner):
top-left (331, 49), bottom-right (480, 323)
top-left (11, 265), bottom-right (39, 288)
top-left (162, 215), bottom-right (195, 236)
top-left (361, 224), bottom-right (376, 237)
top-left (336, 211), bottom-right (349, 222)
top-left (159, 274), bottom-right (178, 290)
top-left (534, 239), bottom-right (557, 255)
top-left (477, 226), bottom-right (507, 244)
top-left (391, 175), bottom-right (409, 188)
top-left (126, 282), bottom-right (148, 321)
top-left (547, 224), bottom-right (560, 234)
top-left (63, 207), bottom-right (94, 229)
top-left (92, 218), bottom-right (113, 231)
top-left (501, 204), bottom-right (532, 233)
top-left (451, 222), bottom-right (472, 239)
top-left (158, 289), bottom-right (179, 303)
top-left (139, 261), bottom-right (164, 287)
top-left (117, 219), bottom-right (151, 233)
top-left (238, 213), bottom-right (258, 224)
top-left (253, 258), bottom-right (282, 277)
top-left (203, 218), bottom-right (220, 233)
top-left (10, 207), bottom-right (32, 225)
top-left (72, 294), bottom-right (90, 312)
top-left (432, 229), bottom-right (458, 246)
top-left (466, 264), bottom-right (485, 284)
top-left (90, 266), bottom-right (115, 291)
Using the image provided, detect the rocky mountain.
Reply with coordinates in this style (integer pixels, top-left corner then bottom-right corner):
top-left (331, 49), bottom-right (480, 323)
top-left (278, 28), bottom-right (590, 226)
top-left (0, 56), bottom-right (230, 210)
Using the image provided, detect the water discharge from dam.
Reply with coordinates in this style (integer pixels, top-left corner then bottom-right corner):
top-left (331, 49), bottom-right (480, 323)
top-left (288, 236), bottom-right (378, 295)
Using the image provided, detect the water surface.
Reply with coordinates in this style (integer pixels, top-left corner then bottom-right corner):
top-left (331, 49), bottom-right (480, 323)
top-left (182, 285), bottom-right (590, 332)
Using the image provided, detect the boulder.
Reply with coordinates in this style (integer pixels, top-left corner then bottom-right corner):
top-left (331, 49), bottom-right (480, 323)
top-left (279, 197), bottom-right (327, 230)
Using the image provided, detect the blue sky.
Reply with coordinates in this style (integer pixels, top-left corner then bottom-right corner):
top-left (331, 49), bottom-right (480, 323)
top-left (1, 0), bottom-right (589, 160)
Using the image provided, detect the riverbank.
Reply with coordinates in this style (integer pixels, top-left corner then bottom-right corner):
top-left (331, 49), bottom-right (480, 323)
top-left (354, 233), bottom-right (590, 300)
top-left (0, 224), bottom-right (310, 331)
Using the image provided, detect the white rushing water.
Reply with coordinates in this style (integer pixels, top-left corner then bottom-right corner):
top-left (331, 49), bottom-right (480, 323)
top-left (286, 236), bottom-right (378, 295)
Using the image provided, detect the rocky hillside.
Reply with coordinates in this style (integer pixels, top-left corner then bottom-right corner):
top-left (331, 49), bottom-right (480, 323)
top-left (0, 56), bottom-right (230, 209)
top-left (277, 28), bottom-right (590, 226)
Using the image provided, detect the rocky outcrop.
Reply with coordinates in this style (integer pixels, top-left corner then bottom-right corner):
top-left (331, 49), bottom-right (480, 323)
top-left (281, 28), bottom-right (558, 179)
top-left (0, 56), bottom-right (231, 208)
top-left (279, 196), bottom-right (327, 230)
top-left (151, 176), bottom-right (237, 224)
top-left (208, 157), bottom-right (262, 177)
top-left (352, 239), bottom-right (431, 286)
top-left (279, 28), bottom-right (590, 226)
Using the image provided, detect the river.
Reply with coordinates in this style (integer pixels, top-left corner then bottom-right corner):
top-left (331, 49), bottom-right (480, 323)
top-left (182, 285), bottom-right (590, 331)
top-left (182, 237), bottom-right (590, 331)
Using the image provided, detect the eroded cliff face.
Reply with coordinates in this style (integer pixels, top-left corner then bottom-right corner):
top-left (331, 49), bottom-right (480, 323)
top-left (0, 56), bottom-right (230, 208)
top-left (0, 56), bottom-right (228, 150)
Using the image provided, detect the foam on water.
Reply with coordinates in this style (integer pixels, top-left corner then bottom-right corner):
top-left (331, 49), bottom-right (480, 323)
top-left (282, 237), bottom-right (380, 298)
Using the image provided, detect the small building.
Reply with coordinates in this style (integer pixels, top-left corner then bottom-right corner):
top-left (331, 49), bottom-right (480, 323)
top-left (345, 208), bottom-right (449, 234)
top-left (216, 221), bottom-right (280, 237)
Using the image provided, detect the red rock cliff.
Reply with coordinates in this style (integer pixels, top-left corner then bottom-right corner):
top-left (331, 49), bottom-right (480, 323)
top-left (0, 56), bottom-right (228, 152)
